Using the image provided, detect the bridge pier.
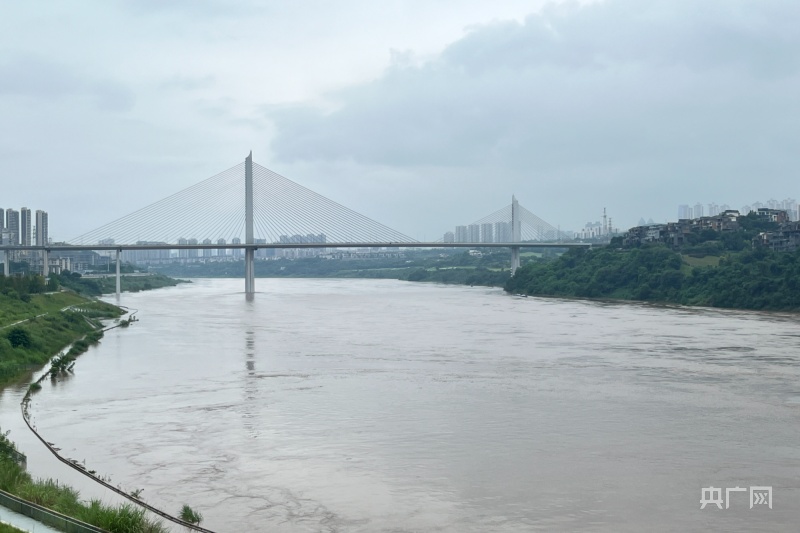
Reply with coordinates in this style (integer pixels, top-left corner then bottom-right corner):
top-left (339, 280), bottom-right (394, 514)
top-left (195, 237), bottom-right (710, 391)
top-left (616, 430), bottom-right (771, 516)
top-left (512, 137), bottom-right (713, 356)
top-left (42, 248), bottom-right (48, 277)
top-left (245, 247), bottom-right (255, 298)
top-left (3, 250), bottom-right (8, 276)
top-left (244, 151), bottom-right (255, 298)
top-left (511, 247), bottom-right (520, 275)
top-left (510, 195), bottom-right (521, 276)
top-left (115, 249), bottom-right (121, 298)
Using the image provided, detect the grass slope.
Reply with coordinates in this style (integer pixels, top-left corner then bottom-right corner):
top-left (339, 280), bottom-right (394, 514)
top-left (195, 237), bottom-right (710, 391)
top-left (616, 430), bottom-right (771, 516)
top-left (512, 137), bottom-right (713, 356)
top-left (0, 292), bottom-right (122, 384)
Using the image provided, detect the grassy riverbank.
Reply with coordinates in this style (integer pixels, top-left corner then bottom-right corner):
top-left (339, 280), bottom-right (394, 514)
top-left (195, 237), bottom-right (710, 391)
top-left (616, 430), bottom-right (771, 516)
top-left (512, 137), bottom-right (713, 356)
top-left (0, 279), bottom-right (172, 532)
top-left (0, 432), bottom-right (167, 533)
top-left (1, 274), bottom-right (213, 532)
top-left (57, 273), bottom-right (188, 297)
top-left (0, 290), bottom-right (123, 385)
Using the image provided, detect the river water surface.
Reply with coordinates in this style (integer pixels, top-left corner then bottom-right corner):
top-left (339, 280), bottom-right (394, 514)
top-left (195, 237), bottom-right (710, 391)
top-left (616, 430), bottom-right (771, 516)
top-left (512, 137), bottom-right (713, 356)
top-left (7, 279), bottom-right (800, 531)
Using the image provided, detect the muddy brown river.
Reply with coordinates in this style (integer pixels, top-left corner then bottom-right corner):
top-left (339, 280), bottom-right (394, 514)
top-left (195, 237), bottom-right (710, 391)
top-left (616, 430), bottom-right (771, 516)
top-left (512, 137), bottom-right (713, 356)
top-left (2, 278), bottom-right (799, 531)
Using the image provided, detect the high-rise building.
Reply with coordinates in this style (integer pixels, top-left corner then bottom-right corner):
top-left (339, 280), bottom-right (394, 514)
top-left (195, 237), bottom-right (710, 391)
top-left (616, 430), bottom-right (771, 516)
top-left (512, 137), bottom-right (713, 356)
top-left (455, 226), bottom-right (468, 243)
top-left (217, 238), bottom-right (227, 257)
top-left (693, 203), bottom-right (704, 219)
top-left (481, 223), bottom-right (493, 243)
top-left (678, 205), bottom-right (692, 220)
top-left (255, 238), bottom-right (268, 258)
top-left (443, 232), bottom-right (455, 243)
top-left (35, 210), bottom-right (48, 246)
top-left (494, 221), bottom-right (511, 243)
top-left (178, 237), bottom-right (189, 258)
top-left (232, 237), bottom-right (242, 258)
top-left (782, 198), bottom-right (798, 221)
top-left (202, 238), bottom-right (213, 257)
top-left (707, 203), bottom-right (719, 217)
top-left (468, 224), bottom-right (480, 243)
top-left (20, 208), bottom-right (31, 246)
top-left (188, 238), bottom-right (199, 258)
top-left (0, 208), bottom-right (4, 232)
top-left (6, 209), bottom-right (19, 245)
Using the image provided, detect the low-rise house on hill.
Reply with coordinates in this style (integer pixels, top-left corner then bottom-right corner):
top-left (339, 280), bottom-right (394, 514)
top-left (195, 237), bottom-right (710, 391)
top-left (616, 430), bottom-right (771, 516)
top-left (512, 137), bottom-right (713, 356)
top-left (753, 222), bottom-right (800, 252)
top-left (755, 208), bottom-right (790, 223)
top-left (620, 209), bottom-right (798, 250)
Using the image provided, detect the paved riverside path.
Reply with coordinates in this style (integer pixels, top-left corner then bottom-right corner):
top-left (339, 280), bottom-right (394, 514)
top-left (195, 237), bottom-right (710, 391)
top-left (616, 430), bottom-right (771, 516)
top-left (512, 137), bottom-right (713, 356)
top-left (0, 505), bottom-right (62, 533)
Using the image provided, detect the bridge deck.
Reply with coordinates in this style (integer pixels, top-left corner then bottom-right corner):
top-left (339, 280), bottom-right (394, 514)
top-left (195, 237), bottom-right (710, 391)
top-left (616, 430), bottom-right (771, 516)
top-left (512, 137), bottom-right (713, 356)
top-left (1, 242), bottom-right (592, 252)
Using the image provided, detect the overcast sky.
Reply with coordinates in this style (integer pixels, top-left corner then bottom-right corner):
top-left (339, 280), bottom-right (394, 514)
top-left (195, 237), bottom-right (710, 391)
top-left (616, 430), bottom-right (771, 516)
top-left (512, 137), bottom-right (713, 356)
top-left (2, 0), bottom-right (799, 241)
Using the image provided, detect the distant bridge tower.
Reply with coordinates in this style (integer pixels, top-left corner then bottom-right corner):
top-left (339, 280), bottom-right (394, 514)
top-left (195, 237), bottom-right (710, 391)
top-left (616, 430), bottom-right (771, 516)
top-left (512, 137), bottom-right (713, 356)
top-left (511, 195), bottom-right (521, 275)
top-left (245, 152), bottom-right (255, 298)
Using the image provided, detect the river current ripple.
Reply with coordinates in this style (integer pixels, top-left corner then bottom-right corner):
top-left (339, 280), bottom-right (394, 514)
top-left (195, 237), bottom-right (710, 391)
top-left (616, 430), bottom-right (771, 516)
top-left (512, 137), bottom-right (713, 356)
top-left (12, 279), bottom-right (800, 531)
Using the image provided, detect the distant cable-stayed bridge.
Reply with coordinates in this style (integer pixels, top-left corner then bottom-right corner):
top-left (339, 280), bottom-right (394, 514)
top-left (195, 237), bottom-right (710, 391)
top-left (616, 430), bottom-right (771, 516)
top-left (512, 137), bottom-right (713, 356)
top-left (2, 153), bottom-right (590, 296)
top-left (451, 202), bottom-right (573, 243)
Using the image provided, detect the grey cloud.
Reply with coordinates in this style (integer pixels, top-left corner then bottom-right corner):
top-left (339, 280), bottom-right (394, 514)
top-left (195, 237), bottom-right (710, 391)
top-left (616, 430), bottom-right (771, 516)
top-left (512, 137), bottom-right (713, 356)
top-left (440, 0), bottom-right (800, 76)
top-left (0, 53), bottom-right (135, 112)
top-left (195, 97), bottom-right (237, 119)
top-left (0, 54), bottom-right (82, 98)
top-left (266, 0), bottom-right (800, 193)
top-left (121, 0), bottom-right (261, 18)
top-left (92, 80), bottom-right (136, 111)
top-left (160, 75), bottom-right (216, 91)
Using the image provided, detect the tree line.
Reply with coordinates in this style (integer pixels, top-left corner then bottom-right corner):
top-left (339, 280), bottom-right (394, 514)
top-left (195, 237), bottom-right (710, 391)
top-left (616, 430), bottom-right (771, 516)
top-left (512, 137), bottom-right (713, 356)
top-left (505, 245), bottom-right (800, 311)
top-left (0, 273), bottom-right (58, 301)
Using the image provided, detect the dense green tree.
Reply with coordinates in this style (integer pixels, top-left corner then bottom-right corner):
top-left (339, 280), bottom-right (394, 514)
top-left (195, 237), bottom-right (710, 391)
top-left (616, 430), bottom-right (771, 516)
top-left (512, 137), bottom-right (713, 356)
top-left (506, 245), bottom-right (800, 311)
top-left (6, 327), bottom-right (32, 349)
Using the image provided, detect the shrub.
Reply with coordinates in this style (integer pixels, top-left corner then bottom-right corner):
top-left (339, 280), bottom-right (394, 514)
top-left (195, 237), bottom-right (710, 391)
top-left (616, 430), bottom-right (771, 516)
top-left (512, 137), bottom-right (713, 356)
top-left (179, 504), bottom-right (203, 525)
top-left (7, 328), bottom-right (32, 349)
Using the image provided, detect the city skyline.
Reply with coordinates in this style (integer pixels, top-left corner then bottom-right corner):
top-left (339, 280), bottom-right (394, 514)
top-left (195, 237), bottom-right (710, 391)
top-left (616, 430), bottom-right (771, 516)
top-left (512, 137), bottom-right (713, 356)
top-left (1, 207), bottom-right (49, 246)
top-left (678, 198), bottom-right (799, 222)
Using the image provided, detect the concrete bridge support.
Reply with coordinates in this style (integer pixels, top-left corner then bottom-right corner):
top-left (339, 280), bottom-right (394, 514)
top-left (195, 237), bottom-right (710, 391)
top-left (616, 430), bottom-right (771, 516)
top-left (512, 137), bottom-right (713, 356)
top-left (116, 249), bottom-right (121, 298)
top-left (3, 250), bottom-right (9, 276)
top-left (510, 195), bottom-right (522, 276)
top-left (511, 247), bottom-right (520, 275)
top-left (245, 248), bottom-right (255, 297)
top-left (42, 249), bottom-right (48, 277)
top-left (245, 151), bottom-right (255, 298)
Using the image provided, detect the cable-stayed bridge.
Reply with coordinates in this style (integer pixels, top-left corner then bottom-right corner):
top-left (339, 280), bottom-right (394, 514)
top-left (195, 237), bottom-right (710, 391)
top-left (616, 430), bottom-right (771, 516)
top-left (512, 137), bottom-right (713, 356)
top-left (2, 153), bottom-right (590, 296)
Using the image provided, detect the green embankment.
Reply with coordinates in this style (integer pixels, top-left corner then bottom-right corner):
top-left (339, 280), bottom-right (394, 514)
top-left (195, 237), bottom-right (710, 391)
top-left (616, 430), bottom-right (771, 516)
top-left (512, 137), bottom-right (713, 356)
top-left (0, 291), bottom-right (122, 385)
top-left (0, 291), bottom-right (87, 326)
top-left (0, 280), bottom-right (171, 532)
top-left (0, 276), bottom-right (206, 532)
top-left (57, 273), bottom-right (187, 297)
top-left (506, 245), bottom-right (800, 311)
top-left (0, 432), bottom-right (167, 533)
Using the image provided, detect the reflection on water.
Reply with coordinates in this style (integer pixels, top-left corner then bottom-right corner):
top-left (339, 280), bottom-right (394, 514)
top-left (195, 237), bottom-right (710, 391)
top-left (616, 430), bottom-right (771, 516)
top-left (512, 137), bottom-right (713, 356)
top-left (14, 279), bottom-right (800, 532)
